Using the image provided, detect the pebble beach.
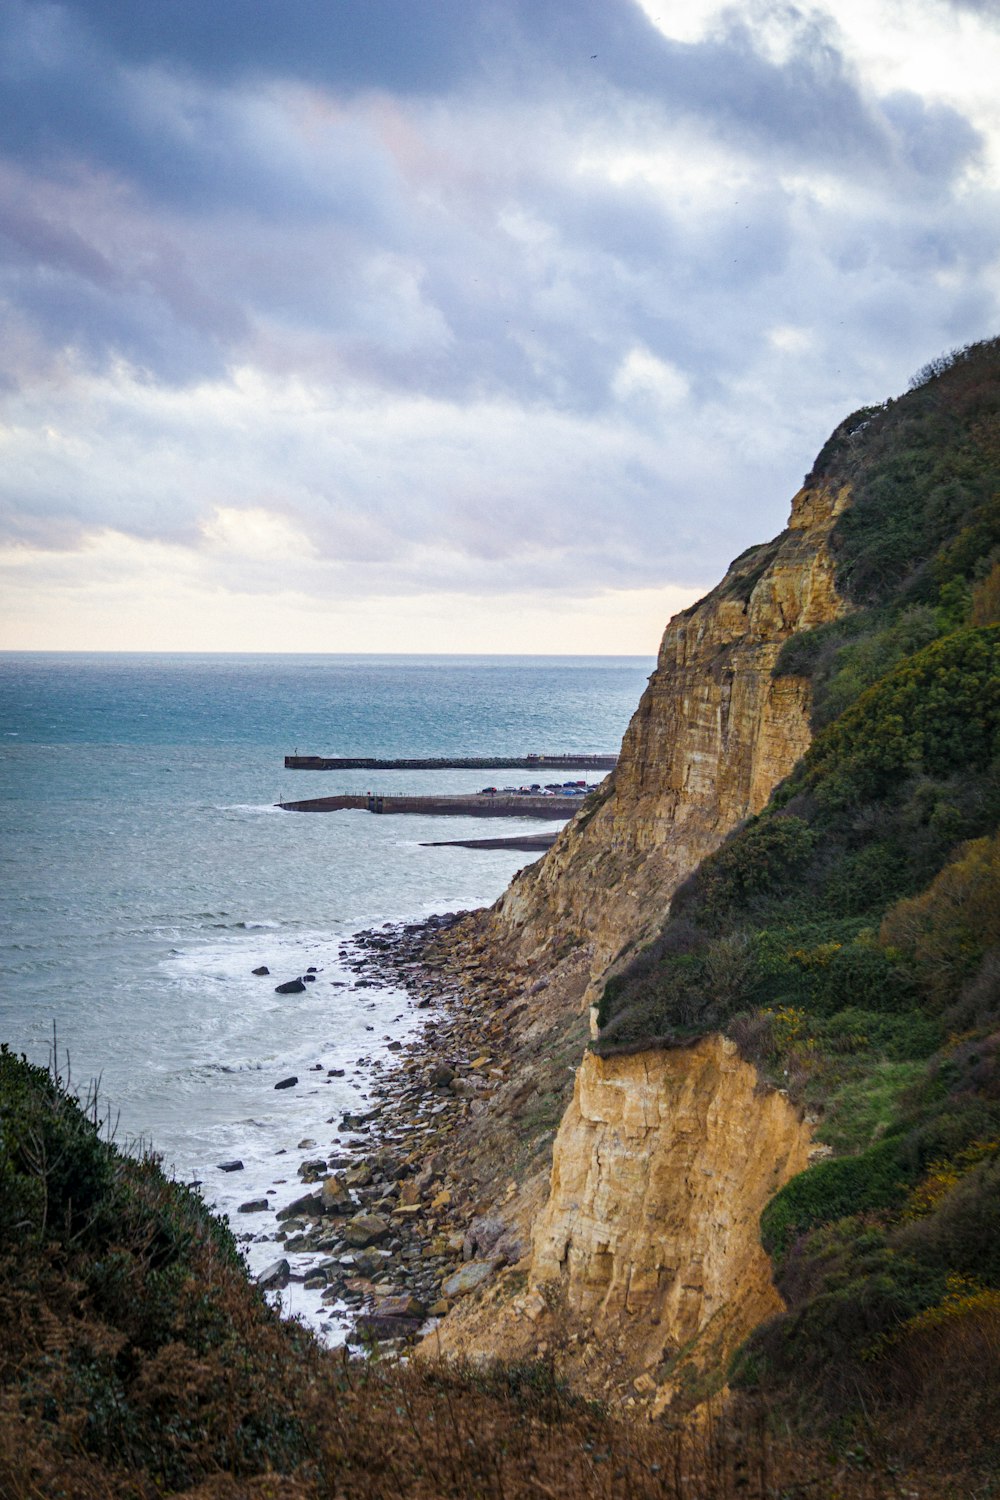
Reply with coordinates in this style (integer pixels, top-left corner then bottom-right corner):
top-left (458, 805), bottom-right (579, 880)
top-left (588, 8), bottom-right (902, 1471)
top-left (228, 909), bottom-right (531, 1348)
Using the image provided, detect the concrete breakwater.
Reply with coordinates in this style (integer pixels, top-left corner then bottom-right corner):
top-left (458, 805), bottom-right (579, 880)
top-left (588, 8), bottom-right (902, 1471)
top-left (277, 794), bottom-right (584, 817)
top-left (284, 754), bottom-right (617, 771)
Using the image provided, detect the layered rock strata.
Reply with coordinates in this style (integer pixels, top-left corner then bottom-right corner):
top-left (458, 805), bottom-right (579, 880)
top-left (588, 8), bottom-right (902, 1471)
top-left (529, 1040), bottom-right (813, 1405)
top-left (427, 482), bottom-right (852, 1403)
top-left (493, 481), bottom-right (850, 1001)
top-left (431, 1038), bottom-right (814, 1409)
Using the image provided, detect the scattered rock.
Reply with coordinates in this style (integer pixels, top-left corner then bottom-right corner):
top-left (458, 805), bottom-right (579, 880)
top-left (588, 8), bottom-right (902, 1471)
top-left (320, 1174), bottom-right (352, 1212)
top-left (275, 978), bottom-right (306, 995)
top-left (252, 966), bottom-right (270, 976)
top-left (450, 1075), bottom-right (487, 1097)
top-left (298, 1158), bottom-right (328, 1180)
top-left (442, 1261), bottom-right (495, 1299)
top-left (257, 1259), bottom-right (290, 1291)
top-left (350, 1312), bottom-right (421, 1344)
top-left (463, 1216), bottom-right (507, 1261)
top-left (274, 1076), bottom-right (298, 1090)
top-left (217, 1159), bottom-right (244, 1172)
top-left (237, 1199), bottom-right (269, 1214)
top-left (429, 1063), bottom-right (455, 1089)
top-left (276, 1191), bottom-right (325, 1221)
top-left (342, 1212), bottom-right (391, 1248)
top-left (376, 1292), bottom-right (426, 1320)
top-left (353, 1248), bottom-right (387, 1278)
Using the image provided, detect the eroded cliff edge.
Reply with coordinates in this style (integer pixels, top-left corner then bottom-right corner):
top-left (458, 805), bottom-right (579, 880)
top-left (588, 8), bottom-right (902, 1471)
top-left (426, 479), bottom-right (850, 1405)
top-left (493, 480), bottom-right (850, 1007)
top-left (434, 1039), bottom-right (815, 1410)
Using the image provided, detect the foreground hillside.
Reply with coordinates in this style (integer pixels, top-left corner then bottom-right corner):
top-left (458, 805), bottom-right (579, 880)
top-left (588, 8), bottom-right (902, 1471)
top-left (1, 1046), bottom-right (920, 1498)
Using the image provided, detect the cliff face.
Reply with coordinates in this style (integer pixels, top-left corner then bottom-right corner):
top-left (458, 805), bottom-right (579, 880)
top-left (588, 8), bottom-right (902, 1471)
top-left (530, 1039), bottom-right (814, 1405)
top-left (493, 481), bottom-right (850, 1001)
top-left (431, 1037), bottom-right (815, 1408)
top-left (429, 481), bottom-right (851, 1404)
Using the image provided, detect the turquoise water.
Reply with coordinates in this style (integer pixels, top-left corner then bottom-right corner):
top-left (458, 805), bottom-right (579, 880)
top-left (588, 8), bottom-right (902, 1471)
top-left (0, 652), bottom-right (649, 1313)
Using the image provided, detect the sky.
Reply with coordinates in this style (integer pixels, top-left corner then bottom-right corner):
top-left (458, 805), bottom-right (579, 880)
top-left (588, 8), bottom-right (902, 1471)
top-left (1, 0), bottom-right (998, 654)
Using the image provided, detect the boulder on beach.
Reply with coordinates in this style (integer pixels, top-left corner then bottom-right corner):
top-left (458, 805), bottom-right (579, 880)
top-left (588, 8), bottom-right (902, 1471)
top-left (351, 1312), bottom-right (421, 1344)
top-left (352, 1248), bottom-right (387, 1278)
top-left (252, 966), bottom-right (270, 976)
top-left (257, 1258), bottom-right (290, 1291)
top-left (275, 978), bottom-right (306, 994)
top-left (238, 1199), bottom-right (270, 1214)
top-left (463, 1215), bottom-right (506, 1261)
top-left (274, 1075), bottom-right (298, 1090)
top-left (217, 1159), bottom-right (244, 1173)
top-left (320, 1175), bottom-right (352, 1212)
top-left (450, 1075), bottom-right (487, 1097)
top-left (297, 1158), bottom-right (328, 1180)
top-left (376, 1293), bottom-right (425, 1320)
top-left (282, 1233), bottom-right (314, 1253)
top-left (442, 1261), bottom-right (495, 1299)
top-left (276, 1191), bottom-right (324, 1221)
top-left (429, 1062), bottom-right (455, 1089)
top-left (342, 1212), bottom-right (391, 1248)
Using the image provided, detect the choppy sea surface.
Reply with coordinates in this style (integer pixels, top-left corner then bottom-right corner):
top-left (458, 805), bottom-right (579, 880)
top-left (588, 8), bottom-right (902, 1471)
top-left (0, 652), bottom-right (650, 1325)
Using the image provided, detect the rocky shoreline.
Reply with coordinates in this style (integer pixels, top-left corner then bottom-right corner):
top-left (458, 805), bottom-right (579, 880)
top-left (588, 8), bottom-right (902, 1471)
top-left (233, 908), bottom-right (533, 1352)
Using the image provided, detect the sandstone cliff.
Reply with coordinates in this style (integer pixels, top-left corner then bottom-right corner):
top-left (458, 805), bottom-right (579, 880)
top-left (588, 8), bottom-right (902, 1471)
top-left (493, 481), bottom-right (850, 1006)
top-left (427, 480), bottom-right (851, 1405)
top-left (433, 1038), bottom-right (814, 1410)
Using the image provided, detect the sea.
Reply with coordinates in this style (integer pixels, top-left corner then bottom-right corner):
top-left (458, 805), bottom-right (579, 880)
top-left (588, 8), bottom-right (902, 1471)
top-left (0, 652), bottom-right (651, 1330)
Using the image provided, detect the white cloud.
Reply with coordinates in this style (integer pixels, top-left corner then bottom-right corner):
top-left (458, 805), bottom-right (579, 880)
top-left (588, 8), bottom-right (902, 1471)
top-left (200, 506), bottom-right (317, 562)
top-left (633, 0), bottom-right (723, 46)
top-left (768, 324), bottom-right (814, 354)
top-left (612, 346), bottom-right (689, 408)
top-left (0, 528), bottom-right (699, 653)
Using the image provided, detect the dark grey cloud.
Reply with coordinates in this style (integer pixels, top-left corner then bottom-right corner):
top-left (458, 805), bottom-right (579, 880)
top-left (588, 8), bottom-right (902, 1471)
top-left (0, 0), bottom-right (997, 621)
top-left (57, 0), bottom-right (487, 91)
top-left (0, 0), bottom-right (981, 193)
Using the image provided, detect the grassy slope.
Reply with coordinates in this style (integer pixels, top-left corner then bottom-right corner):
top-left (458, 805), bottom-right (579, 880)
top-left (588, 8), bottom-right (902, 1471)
top-left (595, 339), bottom-right (1000, 1467)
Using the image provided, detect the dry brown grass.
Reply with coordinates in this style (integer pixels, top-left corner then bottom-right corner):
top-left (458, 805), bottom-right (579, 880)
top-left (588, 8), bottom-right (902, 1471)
top-left (0, 1327), bottom-right (972, 1500)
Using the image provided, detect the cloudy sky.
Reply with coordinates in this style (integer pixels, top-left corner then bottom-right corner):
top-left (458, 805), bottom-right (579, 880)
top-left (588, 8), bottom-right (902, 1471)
top-left (1, 0), bottom-right (998, 653)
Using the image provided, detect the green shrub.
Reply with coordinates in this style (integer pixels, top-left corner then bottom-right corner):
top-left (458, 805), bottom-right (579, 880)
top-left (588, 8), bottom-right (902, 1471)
top-left (674, 815), bottom-right (817, 929)
top-left (760, 1139), bottom-right (914, 1260)
top-left (0, 1045), bottom-right (114, 1244)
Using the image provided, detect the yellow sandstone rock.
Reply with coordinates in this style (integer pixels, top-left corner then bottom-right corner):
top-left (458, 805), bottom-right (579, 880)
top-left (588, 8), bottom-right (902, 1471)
top-left (429, 482), bottom-right (848, 1404)
top-left (493, 481), bottom-right (849, 999)
top-left (529, 1038), bottom-right (811, 1394)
